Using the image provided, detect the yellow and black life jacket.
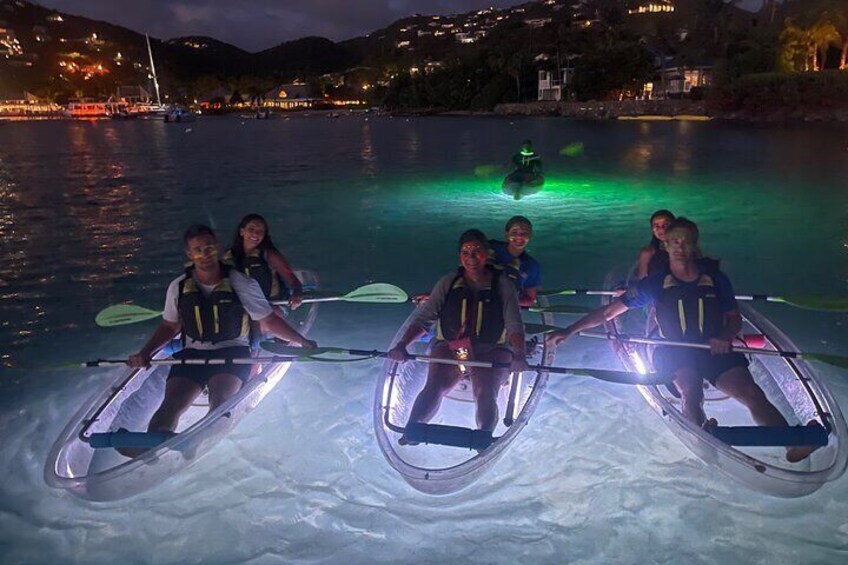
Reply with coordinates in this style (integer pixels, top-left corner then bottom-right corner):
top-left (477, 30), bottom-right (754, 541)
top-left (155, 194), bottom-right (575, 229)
top-left (435, 268), bottom-right (506, 345)
top-left (654, 263), bottom-right (724, 343)
top-left (178, 264), bottom-right (250, 343)
top-left (488, 246), bottom-right (522, 291)
top-left (223, 248), bottom-right (287, 300)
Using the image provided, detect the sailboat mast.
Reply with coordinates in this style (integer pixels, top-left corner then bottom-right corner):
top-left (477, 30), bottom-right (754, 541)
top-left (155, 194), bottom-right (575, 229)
top-left (146, 34), bottom-right (162, 107)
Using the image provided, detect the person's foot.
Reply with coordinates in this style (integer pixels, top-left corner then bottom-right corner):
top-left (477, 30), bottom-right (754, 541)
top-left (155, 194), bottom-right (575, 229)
top-left (701, 417), bottom-right (718, 430)
top-left (115, 446), bottom-right (150, 458)
top-left (786, 420), bottom-right (825, 463)
top-left (398, 434), bottom-right (419, 447)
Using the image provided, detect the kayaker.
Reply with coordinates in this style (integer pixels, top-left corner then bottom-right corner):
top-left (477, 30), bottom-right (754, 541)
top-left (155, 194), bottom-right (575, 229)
top-left (635, 209), bottom-right (675, 279)
top-left (511, 139), bottom-right (543, 177)
top-left (489, 215), bottom-right (541, 308)
top-left (545, 217), bottom-right (818, 462)
top-left (388, 230), bottom-right (528, 442)
top-left (224, 214), bottom-right (303, 310)
top-left (122, 224), bottom-right (317, 457)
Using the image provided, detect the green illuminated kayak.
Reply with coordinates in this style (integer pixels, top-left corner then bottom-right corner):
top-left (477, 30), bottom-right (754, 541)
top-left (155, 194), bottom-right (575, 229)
top-left (502, 171), bottom-right (544, 200)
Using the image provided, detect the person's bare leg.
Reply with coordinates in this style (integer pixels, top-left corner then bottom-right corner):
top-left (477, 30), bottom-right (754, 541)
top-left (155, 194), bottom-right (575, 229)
top-left (715, 367), bottom-right (819, 462)
top-left (405, 363), bottom-right (463, 427)
top-left (207, 372), bottom-right (245, 411)
top-left (117, 376), bottom-right (201, 458)
top-left (674, 368), bottom-right (706, 426)
top-left (470, 349), bottom-right (512, 431)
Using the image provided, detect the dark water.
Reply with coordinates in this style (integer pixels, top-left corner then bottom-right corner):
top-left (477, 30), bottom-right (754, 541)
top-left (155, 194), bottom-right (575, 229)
top-left (1, 115), bottom-right (847, 563)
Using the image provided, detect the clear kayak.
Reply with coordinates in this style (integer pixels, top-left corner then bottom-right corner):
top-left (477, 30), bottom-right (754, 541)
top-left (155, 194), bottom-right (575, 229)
top-left (44, 270), bottom-right (320, 501)
top-left (373, 294), bottom-right (556, 495)
top-left (501, 171), bottom-right (544, 200)
top-left (603, 267), bottom-right (848, 497)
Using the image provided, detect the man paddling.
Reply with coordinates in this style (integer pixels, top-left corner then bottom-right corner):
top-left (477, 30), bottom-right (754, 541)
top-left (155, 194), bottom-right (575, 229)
top-left (489, 215), bottom-right (542, 308)
top-left (545, 218), bottom-right (819, 462)
top-left (122, 224), bottom-right (316, 457)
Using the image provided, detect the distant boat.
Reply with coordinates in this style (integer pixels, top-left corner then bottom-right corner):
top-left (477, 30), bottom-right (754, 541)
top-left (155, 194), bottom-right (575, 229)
top-left (164, 107), bottom-right (196, 123)
top-left (139, 34), bottom-right (168, 117)
top-left (65, 100), bottom-right (118, 119)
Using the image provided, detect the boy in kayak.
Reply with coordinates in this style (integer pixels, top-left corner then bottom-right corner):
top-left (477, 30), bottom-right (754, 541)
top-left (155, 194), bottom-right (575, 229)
top-left (510, 139), bottom-right (543, 178)
top-left (388, 230), bottom-right (528, 443)
top-left (489, 215), bottom-right (542, 308)
top-left (122, 224), bottom-right (316, 457)
top-left (545, 218), bottom-right (818, 462)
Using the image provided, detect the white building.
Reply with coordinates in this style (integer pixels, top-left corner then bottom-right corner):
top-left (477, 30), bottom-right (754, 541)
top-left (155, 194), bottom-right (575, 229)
top-left (538, 68), bottom-right (573, 101)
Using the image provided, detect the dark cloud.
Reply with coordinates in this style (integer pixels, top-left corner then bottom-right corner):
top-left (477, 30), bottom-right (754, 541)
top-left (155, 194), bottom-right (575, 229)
top-left (34, 0), bottom-right (524, 52)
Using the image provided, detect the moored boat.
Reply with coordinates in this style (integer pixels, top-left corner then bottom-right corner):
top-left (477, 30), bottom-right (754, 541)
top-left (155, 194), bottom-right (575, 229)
top-left (602, 266), bottom-right (848, 497)
top-left (373, 295), bottom-right (555, 494)
top-left (44, 270), bottom-right (319, 501)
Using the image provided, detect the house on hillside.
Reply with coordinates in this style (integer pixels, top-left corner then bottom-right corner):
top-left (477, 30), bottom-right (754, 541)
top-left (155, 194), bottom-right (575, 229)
top-left (642, 61), bottom-right (712, 99)
top-left (538, 68), bottom-right (574, 101)
top-left (263, 83), bottom-right (324, 110)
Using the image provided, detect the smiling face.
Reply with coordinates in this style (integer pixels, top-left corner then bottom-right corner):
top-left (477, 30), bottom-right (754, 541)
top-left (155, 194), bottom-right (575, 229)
top-left (506, 222), bottom-right (532, 252)
top-left (185, 233), bottom-right (219, 273)
top-left (240, 219), bottom-right (267, 252)
top-left (459, 241), bottom-right (489, 274)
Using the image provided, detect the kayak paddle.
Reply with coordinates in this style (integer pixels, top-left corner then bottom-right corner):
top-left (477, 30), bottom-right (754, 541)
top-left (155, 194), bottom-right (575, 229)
top-left (260, 342), bottom-right (672, 386)
top-left (95, 283), bottom-right (409, 327)
top-left (578, 332), bottom-right (848, 371)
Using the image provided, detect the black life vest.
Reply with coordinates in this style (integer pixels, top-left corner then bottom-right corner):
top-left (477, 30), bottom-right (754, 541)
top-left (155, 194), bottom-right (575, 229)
top-left (178, 264), bottom-right (250, 343)
top-left (223, 248), bottom-right (287, 300)
top-left (654, 260), bottom-right (724, 343)
top-left (487, 242), bottom-right (522, 291)
top-left (436, 268), bottom-right (507, 345)
top-left (647, 242), bottom-right (669, 277)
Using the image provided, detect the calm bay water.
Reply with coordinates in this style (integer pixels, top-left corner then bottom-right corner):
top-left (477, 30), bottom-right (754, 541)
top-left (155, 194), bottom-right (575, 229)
top-left (1, 115), bottom-right (847, 563)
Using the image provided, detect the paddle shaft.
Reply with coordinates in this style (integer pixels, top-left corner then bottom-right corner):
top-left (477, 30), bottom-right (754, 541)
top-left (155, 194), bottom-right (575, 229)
top-left (579, 332), bottom-right (806, 360)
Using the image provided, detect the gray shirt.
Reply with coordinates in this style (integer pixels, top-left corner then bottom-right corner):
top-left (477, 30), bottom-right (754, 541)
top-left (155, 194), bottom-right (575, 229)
top-left (163, 270), bottom-right (273, 350)
top-left (409, 270), bottom-right (524, 338)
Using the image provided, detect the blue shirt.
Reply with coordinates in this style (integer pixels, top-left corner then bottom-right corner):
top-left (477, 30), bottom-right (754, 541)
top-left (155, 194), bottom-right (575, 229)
top-left (621, 259), bottom-right (737, 313)
top-left (489, 240), bottom-right (542, 290)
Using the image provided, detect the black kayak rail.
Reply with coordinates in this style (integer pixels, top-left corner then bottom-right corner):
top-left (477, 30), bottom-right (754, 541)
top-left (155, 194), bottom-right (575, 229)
top-left (704, 424), bottom-right (829, 447)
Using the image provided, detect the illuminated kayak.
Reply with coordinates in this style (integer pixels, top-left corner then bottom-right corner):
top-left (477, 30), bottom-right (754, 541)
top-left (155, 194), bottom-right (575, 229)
top-left (44, 270), bottom-right (319, 501)
top-left (501, 171), bottom-right (544, 200)
top-left (373, 295), bottom-right (556, 495)
top-left (602, 266), bottom-right (848, 497)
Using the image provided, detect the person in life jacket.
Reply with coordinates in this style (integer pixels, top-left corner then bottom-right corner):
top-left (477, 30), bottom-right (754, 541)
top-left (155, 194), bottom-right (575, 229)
top-left (388, 230), bottom-right (528, 442)
top-left (511, 139), bottom-right (543, 176)
top-left (544, 218), bottom-right (818, 462)
top-left (122, 224), bottom-right (317, 458)
top-left (636, 209), bottom-right (675, 280)
top-left (225, 214), bottom-right (304, 309)
top-left (488, 215), bottom-right (542, 308)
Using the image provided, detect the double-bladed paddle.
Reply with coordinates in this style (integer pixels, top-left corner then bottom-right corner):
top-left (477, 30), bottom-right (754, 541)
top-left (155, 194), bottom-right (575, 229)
top-left (258, 342), bottom-right (673, 386)
top-left (578, 331), bottom-right (848, 371)
top-left (94, 283), bottom-right (409, 327)
top-left (538, 288), bottom-right (848, 312)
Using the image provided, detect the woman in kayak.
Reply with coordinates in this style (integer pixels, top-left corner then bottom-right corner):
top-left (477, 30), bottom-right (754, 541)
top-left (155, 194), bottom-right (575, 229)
top-left (636, 209), bottom-right (675, 279)
top-left (489, 215), bottom-right (541, 308)
top-left (225, 214), bottom-right (303, 310)
top-left (388, 230), bottom-right (528, 443)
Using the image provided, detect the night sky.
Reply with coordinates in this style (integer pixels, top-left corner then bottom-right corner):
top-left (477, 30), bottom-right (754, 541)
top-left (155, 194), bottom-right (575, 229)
top-left (35, 0), bottom-right (763, 52)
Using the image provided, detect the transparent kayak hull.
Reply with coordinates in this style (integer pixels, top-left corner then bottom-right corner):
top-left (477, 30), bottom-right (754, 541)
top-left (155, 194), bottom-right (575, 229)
top-left (44, 270), bottom-right (319, 501)
top-left (604, 267), bottom-right (848, 498)
top-left (373, 295), bottom-right (556, 495)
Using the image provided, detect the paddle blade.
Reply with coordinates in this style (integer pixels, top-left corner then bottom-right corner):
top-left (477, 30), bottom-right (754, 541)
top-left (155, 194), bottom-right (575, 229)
top-left (96, 304), bottom-right (163, 327)
top-left (524, 322), bottom-right (560, 334)
top-left (474, 164), bottom-right (504, 178)
top-left (809, 353), bottom-right (848, 370)
top-left (344, 283), bottom-right (409, 303)
top-left (538, 288), bottom-right (579, 297)
top-left (559, 142), bottom-right (584, 157)
top-left (529, 304), bottom-right (592, 314)
top-left (778, 295), bottom-right (848, 312)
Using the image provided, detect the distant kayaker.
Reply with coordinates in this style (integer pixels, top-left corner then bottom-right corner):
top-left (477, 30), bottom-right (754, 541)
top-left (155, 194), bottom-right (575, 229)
top-left (224, 213), bottom-right (304, 310)
top-left (388, 229), bottom-right (528, 442)
top-left (545, 217), bottom-right (818, 462)
top-left (489, 215), bottom-right (542, 308)
top-left (511, 139), bottom-right (543, 177)
top-left (636, 209), bottom-right (675, 279)
top-left (122, 224), bottom-right (316, 457)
